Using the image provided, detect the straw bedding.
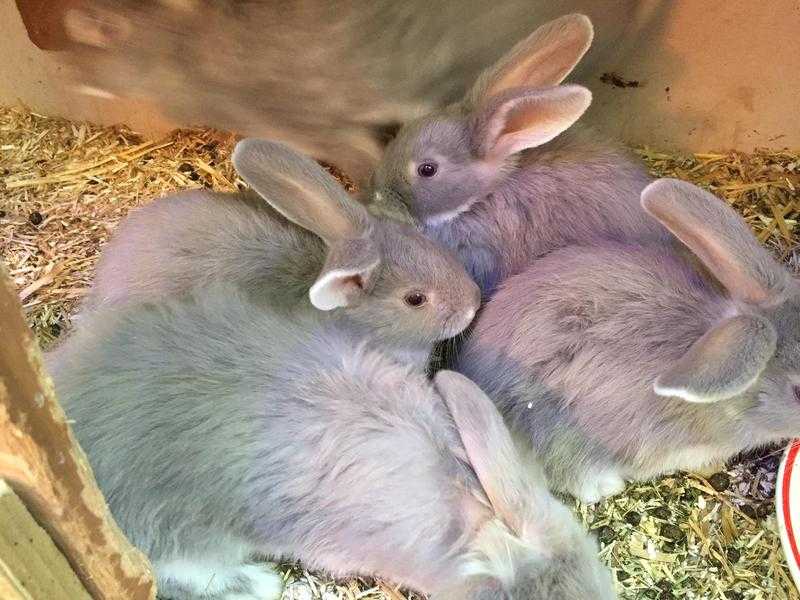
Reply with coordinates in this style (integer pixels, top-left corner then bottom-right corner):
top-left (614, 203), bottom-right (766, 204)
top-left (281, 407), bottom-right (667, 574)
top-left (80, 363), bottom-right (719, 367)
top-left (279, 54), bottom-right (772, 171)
top-left (1, 105), bottom-right (799, 599)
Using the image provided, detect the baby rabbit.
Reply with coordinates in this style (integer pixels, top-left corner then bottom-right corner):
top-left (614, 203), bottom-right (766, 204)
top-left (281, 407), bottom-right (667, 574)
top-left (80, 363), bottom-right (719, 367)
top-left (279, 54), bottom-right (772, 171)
top-left (47, 286), bottom-right (616, 600)
top-left (84, 139), bottom-right (480, 367)
top-left (369, 14), bottom-right (666, 297)
top-left (457, 178), bottom-right (800, 503)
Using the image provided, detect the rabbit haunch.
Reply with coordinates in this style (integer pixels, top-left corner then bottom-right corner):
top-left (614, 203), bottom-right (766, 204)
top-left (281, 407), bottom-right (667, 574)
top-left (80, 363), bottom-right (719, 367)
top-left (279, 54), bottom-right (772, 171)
top-left (84, 139), bottom-right (480, 368)
top-left (369, 14), bottom-right (666, 296)
top-left (458, 179), bottom-right (800, 503)
top-left (47, 286), bottom-right (616, 600)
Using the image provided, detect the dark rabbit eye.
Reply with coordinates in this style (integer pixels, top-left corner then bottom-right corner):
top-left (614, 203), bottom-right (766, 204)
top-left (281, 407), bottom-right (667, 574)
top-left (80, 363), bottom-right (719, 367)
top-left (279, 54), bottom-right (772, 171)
top-left (404, 291), bottom-right (427, 307)
top-left (417, 162), bottom-right (438, 178)
top-left (794, 385), bottom-right (800, 404)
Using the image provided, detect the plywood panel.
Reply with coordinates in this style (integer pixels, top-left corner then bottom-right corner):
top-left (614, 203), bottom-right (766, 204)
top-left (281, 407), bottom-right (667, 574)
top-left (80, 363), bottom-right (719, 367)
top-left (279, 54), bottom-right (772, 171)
top-left (0, 479), bottom-right (92, 600)
top-left (586, 0), bottom-right (800, 151)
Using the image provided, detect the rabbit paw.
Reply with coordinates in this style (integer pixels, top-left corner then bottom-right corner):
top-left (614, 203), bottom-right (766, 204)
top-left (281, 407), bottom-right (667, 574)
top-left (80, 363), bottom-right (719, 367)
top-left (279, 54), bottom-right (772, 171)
top-left (574, 470), bottom-right (625, 504)
top-left (157, 559), bottom-right (283, 600)
top-left (224, 564), bottom-right (284, 600)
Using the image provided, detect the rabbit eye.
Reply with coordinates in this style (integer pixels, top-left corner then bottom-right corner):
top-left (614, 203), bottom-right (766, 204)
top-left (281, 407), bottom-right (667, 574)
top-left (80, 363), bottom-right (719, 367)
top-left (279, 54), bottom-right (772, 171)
top-left (793, 385), bottom-right (800, 404)
top-left (404, 291), bottom-right (427, 307)
top-left (417, 162), bottom-right (438, 178)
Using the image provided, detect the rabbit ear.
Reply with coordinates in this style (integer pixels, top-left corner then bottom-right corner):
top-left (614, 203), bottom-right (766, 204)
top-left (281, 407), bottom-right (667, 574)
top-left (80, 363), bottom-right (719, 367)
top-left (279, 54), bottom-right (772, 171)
top-left (433, 371), bottom-right (528, 529)
top-left (308, 238), bottom-right (380, 311)
top-left (654, 315), bottom-right (777, 403)
top-left (468, 14), bottom-right (593, 106)
top-left (232, 139), bottom-right (371, 245)
top-left (233, 139), bottom-right (380, 311)
top-left (641, 178), bottom-right (789, 304)
top-left (472, 85), bottom-right (591, 161)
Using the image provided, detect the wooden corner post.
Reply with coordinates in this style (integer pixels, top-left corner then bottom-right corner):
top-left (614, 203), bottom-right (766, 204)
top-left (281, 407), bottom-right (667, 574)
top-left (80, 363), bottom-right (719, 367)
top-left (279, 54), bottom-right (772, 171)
top-left (0, 262), bottom-right (156, 600)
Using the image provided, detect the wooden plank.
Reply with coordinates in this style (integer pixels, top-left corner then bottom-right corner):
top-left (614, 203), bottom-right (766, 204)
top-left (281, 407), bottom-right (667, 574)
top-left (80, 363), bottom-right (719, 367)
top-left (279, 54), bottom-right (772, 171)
top-left (0, 562), bottom-right (34, 600)
top-left (0, 479), bottom-right (91, 600)
top-left (0, 261), bottom-right (156, 600)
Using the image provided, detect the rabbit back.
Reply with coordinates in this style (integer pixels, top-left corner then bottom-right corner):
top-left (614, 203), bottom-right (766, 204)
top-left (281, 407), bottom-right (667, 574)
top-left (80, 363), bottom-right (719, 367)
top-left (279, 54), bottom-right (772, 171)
top-left (425, 128), bottom-right (665, 294)
top-left (48, 289), bottom-right (474, 589)
top-left (86, 189), bottom-right (324, 312)
top-left (457, 241), bottom-right (744, 485)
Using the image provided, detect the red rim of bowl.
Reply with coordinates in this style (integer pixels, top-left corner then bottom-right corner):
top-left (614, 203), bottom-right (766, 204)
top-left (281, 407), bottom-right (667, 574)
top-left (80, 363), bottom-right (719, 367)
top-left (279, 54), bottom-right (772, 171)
top-left (779, 439), bottom-right (800, 583)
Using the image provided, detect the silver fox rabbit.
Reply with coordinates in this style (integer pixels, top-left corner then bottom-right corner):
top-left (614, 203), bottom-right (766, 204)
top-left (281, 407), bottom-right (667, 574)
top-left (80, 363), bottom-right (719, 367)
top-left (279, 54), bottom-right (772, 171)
top-left (458, 178), bottom-right (800, 503)
top-left (47, 287), bottom-right (616, 600)
top-left (369, 14), bottom-right (666, 297)
top-left (84, 139), bottom-right (480, 367)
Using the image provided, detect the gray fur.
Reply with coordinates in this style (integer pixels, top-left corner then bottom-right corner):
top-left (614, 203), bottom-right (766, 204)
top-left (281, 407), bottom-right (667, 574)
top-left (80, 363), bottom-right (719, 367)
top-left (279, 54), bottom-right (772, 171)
top-left (368, 15), bottom-right (666, 296)
top-left (85, 140), bottom-right (480, 366)
top-left (457, 179), bottom-right (800, 502)
top-left (47, 288), bottom-right (616, 599)
top-left (60, 3), bottom-right (645, 186)
top-left (654, 314), bottom-right (777, 403)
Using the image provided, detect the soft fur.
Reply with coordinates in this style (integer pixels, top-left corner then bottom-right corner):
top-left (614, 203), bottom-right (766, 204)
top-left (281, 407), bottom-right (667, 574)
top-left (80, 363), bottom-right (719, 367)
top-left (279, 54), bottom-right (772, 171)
top-left (368, 14), bottom-right (667, 297)
top-left (457, 179), bottom-right (800, 502)
top-left (60, 1), bottom-right (642, 184)
top-left (48, 288), bottom-right (616, 600)
top-left (83, 139), bottom-right (480, 368)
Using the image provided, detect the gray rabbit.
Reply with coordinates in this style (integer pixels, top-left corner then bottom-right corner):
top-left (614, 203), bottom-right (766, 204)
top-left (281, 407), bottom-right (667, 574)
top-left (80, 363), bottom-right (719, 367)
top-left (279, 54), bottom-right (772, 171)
top-left (368, 14), bottom-right (666, 297)
top-left (84, 139), bottom-right (480, 368)
top-left (60, 2), bottom-right (645, 185)
top-left (47, 284), bottom-right (616, 600)
top-left (457, 178), bottom-right (800, 503)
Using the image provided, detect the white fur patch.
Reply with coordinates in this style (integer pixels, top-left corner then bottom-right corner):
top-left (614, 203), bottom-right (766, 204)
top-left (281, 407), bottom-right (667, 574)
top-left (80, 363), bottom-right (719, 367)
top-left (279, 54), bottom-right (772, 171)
top-left (406, 160), bottom-right (418, 180)
top-left (235, 565), bottom-right (284, 599)
top-left (73, 85), bottom-right (117, 100)
top-left (661, 445), bottom-right (722, 473)
top-left (652, 382), bottom-right (711, 403)
top-left (460, 519), bottom-right (524, 586)
top-left (156, 559), bottom-right (283, 599)
top-left (157, 558), bottom-right (234, 594)
top-left (309, 266), bottom-right (370, 311)
top-left (653, 373), bottom-right (758, 404)
top-left (574, 469), bottom-right (626, 504)
top-left (459, 517), bottom-right (556, 588)
top-left (462, 308), bottom-right (476, 326)
top-left (425, 196), bottom-right (481, 227)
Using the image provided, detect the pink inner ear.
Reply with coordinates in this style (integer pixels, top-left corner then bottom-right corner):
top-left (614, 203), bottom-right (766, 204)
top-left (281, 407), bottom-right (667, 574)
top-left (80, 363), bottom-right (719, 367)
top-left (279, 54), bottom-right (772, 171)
top-left (489, 45), bottom-right (582, 98)
top-left (341, 274), bottom-right (364, 291)
top-left (647, 201), bottom-right (772, 304)
top-left (501, 103), bottom-right (540, 136)
top-left (489, 99), bottom-right (586, 160)
top-left (480, 14), bottom-right (593, 101)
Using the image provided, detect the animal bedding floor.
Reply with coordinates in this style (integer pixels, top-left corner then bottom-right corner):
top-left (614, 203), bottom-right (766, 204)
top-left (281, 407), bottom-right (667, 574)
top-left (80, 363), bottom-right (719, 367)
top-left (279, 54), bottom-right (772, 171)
top-left (2, 105), bottom-right (799, 600)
